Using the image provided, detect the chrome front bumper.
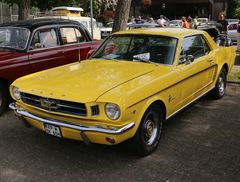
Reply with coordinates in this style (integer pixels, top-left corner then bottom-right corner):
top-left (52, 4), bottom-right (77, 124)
top-left (9, 103), bottom-right (135, 135)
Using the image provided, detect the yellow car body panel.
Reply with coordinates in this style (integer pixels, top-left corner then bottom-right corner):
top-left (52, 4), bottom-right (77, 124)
top-left (10, 28), bottom-right (236, 146)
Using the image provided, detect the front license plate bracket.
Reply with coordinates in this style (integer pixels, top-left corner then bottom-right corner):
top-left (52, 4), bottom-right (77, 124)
top-left (44, 123), bottom-right (62, 138)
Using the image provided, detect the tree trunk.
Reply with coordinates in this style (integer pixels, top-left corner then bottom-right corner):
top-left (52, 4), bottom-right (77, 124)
top-left (18, 0), bottom-right (31, 20)
top-left (112, 0), bottom-right (132, 33)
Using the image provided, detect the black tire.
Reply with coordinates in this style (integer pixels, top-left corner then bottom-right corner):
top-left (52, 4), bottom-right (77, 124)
top-left (129, 104), bottom-right (163, 156)
top-left (211, 68), bottom-right (227, 99)
top-left (0, 84), bottom-right (8, 116)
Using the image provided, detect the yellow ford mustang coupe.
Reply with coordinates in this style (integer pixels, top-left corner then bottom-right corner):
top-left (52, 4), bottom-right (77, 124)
top-left (10, 28), bottom-right (236, 155)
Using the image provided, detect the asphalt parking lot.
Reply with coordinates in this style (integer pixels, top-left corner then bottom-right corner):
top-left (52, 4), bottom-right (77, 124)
top-left (0, 83), bottom-right (239, 182)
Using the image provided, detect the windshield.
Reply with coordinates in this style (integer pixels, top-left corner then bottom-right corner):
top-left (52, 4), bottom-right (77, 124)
top-left (0, 27), bottom-right (30, 50)
top-left (92, 34), bottom-right (178, 65)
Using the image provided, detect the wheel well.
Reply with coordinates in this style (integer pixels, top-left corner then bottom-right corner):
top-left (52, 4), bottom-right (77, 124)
top-left (0, 78), bottom-right (10, 96)
top-left (222, 63), bottom-right (229, 74)
top-left (0, 78), bottom-right (10, 89)
top-left (149, 100), bottom-right (167, 121)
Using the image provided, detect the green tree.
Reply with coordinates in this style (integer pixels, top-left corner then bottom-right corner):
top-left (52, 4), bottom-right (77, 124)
top-left (3, 0), bottom-right (81, 20)
top-left (3, 0), bottom-right (112, 21)
top-left (227, 0), bottom-right (240, 18)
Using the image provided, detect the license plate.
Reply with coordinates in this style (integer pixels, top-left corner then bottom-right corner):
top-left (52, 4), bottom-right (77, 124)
top-left (44, 123), bottom-right (62, 138)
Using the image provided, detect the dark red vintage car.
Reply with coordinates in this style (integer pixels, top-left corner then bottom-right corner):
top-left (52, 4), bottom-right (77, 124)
top-left (0, 18), bottom-right (101, 115)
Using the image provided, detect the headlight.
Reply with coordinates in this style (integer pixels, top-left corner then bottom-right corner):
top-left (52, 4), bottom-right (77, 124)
top-left (105, 103), bottom-right (120, 120)
top-left (12, 86), bottom-right (21, 100)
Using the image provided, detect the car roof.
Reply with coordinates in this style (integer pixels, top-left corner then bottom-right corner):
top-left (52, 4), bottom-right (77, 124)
top-left (52, 6), bottom-right (84, 12)
top-left (114, 28), bottom-right (204, 38)
top-left (127, 23), bottom-right (159, 28)
top-left (0, 18), bottom-right (84, 31)
top-left (228, 22), bottom-right (238, 25)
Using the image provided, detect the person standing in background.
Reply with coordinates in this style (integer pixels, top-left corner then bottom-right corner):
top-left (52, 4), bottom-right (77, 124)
top-left (192, 16), bottom-right (198, 29)
top-left (157, 15), bottom-right (166, 27)
top-left (148, 17), bottom-right (155, 24)
top-left (182, 16), bottom-right (190, 28)
top-left (217, 14), bottom-right (228, 35)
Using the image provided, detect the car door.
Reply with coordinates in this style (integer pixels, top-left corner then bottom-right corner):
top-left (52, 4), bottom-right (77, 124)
top-left (28, 27), bottom-right (63, 74)
top-left (58, 26), bottom-right (81, 65)
top-left (177, 34), bottom-right (217, 107)
top-left (58, 26), bottom-right (96, 63)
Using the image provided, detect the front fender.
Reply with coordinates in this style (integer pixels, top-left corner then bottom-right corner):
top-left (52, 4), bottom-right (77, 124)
top-left (126, 95), bottom-right (167, 138)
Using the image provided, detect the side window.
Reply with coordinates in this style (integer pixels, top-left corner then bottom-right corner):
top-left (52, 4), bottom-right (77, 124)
top-left (60, 27), bottom-right (86, 45)
top-left (201, 36), bottom-right (211, 55)
top-left (181, 35), bottom-right (209, 60)
top-left (75, 28), bottom-right (86, 42)
top-left (30, 28), bottom-right (58, 50)
top-left (228, 24), bottom-right (237, 30)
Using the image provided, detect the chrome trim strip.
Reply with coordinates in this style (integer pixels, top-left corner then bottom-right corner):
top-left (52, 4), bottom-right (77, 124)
top-left (9, 103), bottom-right (135, 135)
top-left (57, 104), bottom-right (86, 111)
top-left (166, 86), bottom-right (215, 120)
top-left (21, 96), bottom-right (40, 102)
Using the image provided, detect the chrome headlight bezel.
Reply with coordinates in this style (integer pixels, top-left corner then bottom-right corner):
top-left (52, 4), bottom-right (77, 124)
top-left (12, 86), bottom-right (21, 100)
top-left (105, 103), bottom-right (121, 120)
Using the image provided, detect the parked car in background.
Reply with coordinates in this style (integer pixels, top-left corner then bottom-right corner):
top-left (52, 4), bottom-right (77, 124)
top-left (0, 18), bottom-right (101, 115)
top-left (168, 20), bottom-right (182, 27)
top-left (10, 28), bottom-right (235, 156)
top-left (198, 25), bottom-right (233, 46)
top-left (99, 22), bottom-right (113, 39)
top-left (37, 6), bottom-right (101, 40)
top-left (227, 22), bottom-right (238, 44)
top-left (127, 22), bottom-right (159, 29)
top-left (197, 18), bottom-right (209, 26)
top-left (226, 19), bottom-right (239, 23)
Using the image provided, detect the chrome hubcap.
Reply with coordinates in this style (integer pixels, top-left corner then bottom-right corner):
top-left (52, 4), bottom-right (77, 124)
top-left (143, 112), bottom-right (158, 145)
top-left (218, 74), bottom-right (225, 95)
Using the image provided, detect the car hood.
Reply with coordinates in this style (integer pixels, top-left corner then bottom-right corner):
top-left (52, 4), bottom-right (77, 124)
top-left (14, 60), bottom-right (156, 103)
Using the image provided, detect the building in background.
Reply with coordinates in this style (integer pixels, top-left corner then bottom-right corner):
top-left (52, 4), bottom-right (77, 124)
top-left (130, 0), bottom-right (228, 21)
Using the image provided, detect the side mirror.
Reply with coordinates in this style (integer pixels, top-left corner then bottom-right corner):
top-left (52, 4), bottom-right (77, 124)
top-left (186, 55), bottom-right (195, 63)
top-left (179, 55), bottom-right (195, 64)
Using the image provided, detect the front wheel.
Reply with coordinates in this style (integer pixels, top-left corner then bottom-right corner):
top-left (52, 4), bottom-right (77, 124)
top-left (211, 68), bottom-right (227, 99)
top-left (129, 104), bottom-right (163, 156)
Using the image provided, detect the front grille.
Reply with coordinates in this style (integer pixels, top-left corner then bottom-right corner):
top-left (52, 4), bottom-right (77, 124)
top-left (20, 92), bottom-right (87, 117)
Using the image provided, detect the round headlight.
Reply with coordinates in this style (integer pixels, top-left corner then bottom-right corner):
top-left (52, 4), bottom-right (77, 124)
top-left (105, 103), bottom-right (120, 120)
top-left (12, 86), bottom-right (21, 100)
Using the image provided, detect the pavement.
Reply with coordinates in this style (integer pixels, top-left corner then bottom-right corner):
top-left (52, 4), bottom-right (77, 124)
top-left (0, 83), bottom-right (239, 182)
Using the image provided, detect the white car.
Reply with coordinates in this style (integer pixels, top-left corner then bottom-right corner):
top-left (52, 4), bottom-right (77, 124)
top-left (228, 22), bottom-right (238, 44)
top-left (99, 22), bottom-right (113, 39)
top-left (168, 20), bottom-right (182, 27)
top-left (197, 18), bottom-right (209, 26)
top-left (36, 7), bottom-right (101, 40)
top-left (226, 19), bottom-right (239, 23)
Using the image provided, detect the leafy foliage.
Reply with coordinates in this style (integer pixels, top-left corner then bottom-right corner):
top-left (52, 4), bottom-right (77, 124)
top-left (227, 0), bottom-right (240, 18)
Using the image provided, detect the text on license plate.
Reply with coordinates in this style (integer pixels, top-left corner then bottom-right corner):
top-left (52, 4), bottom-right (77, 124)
top-left (44, 124), bottom-right (62, 138)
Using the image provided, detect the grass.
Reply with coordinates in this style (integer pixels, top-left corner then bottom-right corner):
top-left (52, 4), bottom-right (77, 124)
top-left (228, 65), bottom-right (240, 83)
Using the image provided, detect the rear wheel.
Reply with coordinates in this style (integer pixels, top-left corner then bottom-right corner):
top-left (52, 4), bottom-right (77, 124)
top-left (129, 104), bottom-right (163, 156)
top-left (211, 68), bottom-right (227, 99)
top-left (0, 84), bottom-right (8, 116)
